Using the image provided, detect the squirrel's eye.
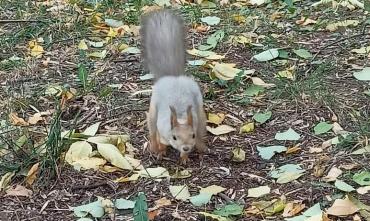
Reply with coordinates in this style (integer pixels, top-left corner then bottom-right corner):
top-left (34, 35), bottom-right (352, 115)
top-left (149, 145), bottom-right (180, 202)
top-left (192, 134), bottom-right (195, 139)
top-left (173, 135), bottom-right (177, 140)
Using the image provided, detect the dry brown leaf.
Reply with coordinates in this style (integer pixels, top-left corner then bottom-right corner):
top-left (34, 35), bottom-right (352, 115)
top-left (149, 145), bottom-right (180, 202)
top-left (286, 145), bottom-right (301, 154)
top-left (154, 197), bottom-right (172, 209)
top-left (270, 12), bottom-right (283, 21)
top-left (323, 167), bottom-right (342, 182)
top-left (296, 17), bottom-right (317, 26)
top-left (26, 162), bottom-right (39, 186)
top-left (9, 113), bottom-right (29, 126)
top-left (28, 113), bottom-right (44, 125)
top-left (282, 201), bottom-right (305, 217)
top-left (5, 185), bottom-right (33, 197)
top-left (326, 197), bottom-right (359, 216)
top-left (148, 209), bottom-right (160, 220)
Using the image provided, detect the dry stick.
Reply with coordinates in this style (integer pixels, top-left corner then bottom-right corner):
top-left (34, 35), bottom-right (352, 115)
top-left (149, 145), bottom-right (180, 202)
top-left (0, 19), bottom-right (39, 23)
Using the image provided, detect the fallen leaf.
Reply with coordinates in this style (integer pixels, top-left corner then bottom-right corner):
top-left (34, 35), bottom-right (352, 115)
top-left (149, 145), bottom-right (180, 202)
top-left (0, 172), bottom-right (15, 191)
top-left (270, 164), bottom-right (305, 184)
top-left (28, 113), bottom-right (44, 124)
top-left (251, 77), bottom-right (275, 88)
top-left (326, 20), bottom-right (359, 32)
top-left (187, 48), bottom-right (225, 60)
top-left (351, 145), bottom-right (370, 155)
top-left (207, 113), bottom-right (226, 125)
top-left (115, 199), bottom-right (135, 209)
top-left (65, 141), bottom-right (93, 165)
top-left (232, 147), bottom-right (246, 162)
top-left (169, 185), bottom-right (190, 201)
top-left (198, 212), bottom-right (232, 221)
top-left (200, 185), bottom-right (226, 195)
top-left (88, 40), bottom-right (104, 48)
top-left (253, 49), bottom-right (279, 62)
top-left (253, 111), bottom-right (272, 124)
top-left (323, 167), bottom-right (343, 182)
top-left (286, 145), bottom-right (301, 154)
top-left (351, 46), bottom-right (370, 54)
top-left (190, 192), bottom-right (212, 206)
top-left (211, 63), bottom-right (244, 80)
top-left (28, 40), bottom-right (44, 57)
top-left (188, 59), bottom-right (206, 66)
top-left (293, 49), bottom-right (312, 59)
top-left (97, 143), bottom-right (141, 170)
top-left (82, 122), bottom-right (101, 136)
top-left (240, 122), bottom-right (254, 133)
top-left (87, 50), bottom-right (107, 59)
top-left (201, 16), bottom-right (221, 25)
top-left (249, 0), bottom-right (266, 6)
top-left (357, 186), bottom-right (370, 195)
top-left (104, 18), bottom-right (123, 28)
top-left (275, 128), bottom-right (301, 141)
top-left (78, 39), bottom-right (88, 50)
top-left (213, 203), bottom-right (244, 217)
top-left (244, 84), bottom-right (265, 96)
top-left (206, 125), bottom-right (236, 135)
top-left (171, 169), bottom-right (192, 179)
top-left (26, 162), bottom-right (39, 186)
top-left (326, 197), bottom-right (359, 216)
top-left (5, 185), bottom-right (32, 197)
top-left (276, 66), bottom-right (295, 80)
top-left (247, 185), bottom-right (271, 198)
top-left (257, 145), bottom-right (287, 160)
top-left (296, 17), bottom-right (317, 26)
top-left (9, 113), bottom-right (29, 126)
top-left (353, 67), bottom-right (370, 81)
top-left (154, 197), bottom-right (171, 209)
top-left (335, 180), bottom-right (355, 192)
top-left (72, 157), bottom-right (107, 171)
top-left (121, 47), bottom-right (140, 54)
top-left (282, 201), bottom-right (306, 217)
top-left (139, 167), bottom-right (170, 178)
top-left (314, 122), bottom-right (333, 135)
top-left (353, 171), bottom-right (370, 186)
top-left (73, 200), bottom-right (105, 218)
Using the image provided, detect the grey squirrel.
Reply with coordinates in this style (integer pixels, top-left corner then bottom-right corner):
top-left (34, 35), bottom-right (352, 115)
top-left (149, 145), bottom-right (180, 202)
top-left (141, 9), bottom-right (207, 165)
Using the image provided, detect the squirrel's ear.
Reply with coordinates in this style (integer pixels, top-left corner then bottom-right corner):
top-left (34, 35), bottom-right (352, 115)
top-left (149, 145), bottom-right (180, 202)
top-left (170, 106), bottom-right (178, 129)
top-left (187, 105), bottom-right (193, 126)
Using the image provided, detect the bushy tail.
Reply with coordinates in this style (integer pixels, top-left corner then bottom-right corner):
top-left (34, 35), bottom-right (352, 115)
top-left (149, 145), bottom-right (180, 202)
top-left (140, 9), bottom-right (186, 79)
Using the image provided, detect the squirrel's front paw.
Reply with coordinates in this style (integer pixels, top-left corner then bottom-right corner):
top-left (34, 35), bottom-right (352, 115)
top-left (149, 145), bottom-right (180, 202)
top-left (179, 153), bottom-right (189, 165)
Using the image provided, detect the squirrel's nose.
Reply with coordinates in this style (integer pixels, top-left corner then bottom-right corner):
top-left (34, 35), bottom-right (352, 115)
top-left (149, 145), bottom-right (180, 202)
top-left (183, 146), bottom-right (190, 152)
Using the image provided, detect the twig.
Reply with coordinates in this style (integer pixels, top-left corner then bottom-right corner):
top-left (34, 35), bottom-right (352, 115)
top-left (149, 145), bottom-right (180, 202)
top-left (0, 19), bottom-right (40, 23)
top-left (71, 181), bottom-right (108, 191)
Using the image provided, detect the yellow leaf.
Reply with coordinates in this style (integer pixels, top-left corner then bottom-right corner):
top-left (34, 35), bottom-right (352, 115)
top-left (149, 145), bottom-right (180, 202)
top-left (65, 141), bottom-right (93, 165)
top-left (276, 66), bottom-right (295, 80)
top-left (0, 172), bottom-right (15, 191)
top-left (251, 77), bottom-right (275, 88)
top-left (326, 20), bottom-right (359, 32)
top-left (207, 113), bottom-right (225, 125)
top-left (87, 50), bottom-right (107, 59)
top-left (351, 46), bottom-right (370, 54)
top-left (97, 143), bottom-right (142, 170)
top-left (232, 147), bottom-right (246, 162)
top-left (78, 39), bottom-right (88, 50)
top-left (211, 62), bottom-right (242, 80)
top-left (296, 17), bottom-right (317, 26)
top-left (200, 185), bottom-right (226, 195)
top-left (232, 14), bottom-right (246, 23)
top-left (240, 122), bottom-right (254, 133)
top-left (72, 157), bottom-right (107, 171)
top-left (28, 40), bottom-right (44, 57)
top-left (26, 162), bottom-right (39, 186)
top-left (187, 48), bottom-right (225, 60)
top-left (107, 27), bottom-right (118, 37)
top-left (206, 125), bottom-right (236, 135)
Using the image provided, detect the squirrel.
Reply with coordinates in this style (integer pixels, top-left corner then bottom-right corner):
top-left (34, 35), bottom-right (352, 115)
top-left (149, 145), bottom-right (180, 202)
top-left (140, 9), bottom-right (207, 165)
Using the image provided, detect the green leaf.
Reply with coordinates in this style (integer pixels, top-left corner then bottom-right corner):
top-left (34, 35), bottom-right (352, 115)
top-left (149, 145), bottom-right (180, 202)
top-left (365, 0), bottom-right (370, 12)
top-left (274, 128), bottom-right (301, 141)
top-left (335, 180), bottom-right (355, 192)
top-left (314, 122), bottom-right (333, 135)
top-left (257, 145), bottom-right (287, 160)
top-left (104, 18), bottom-right (123, 28)
top-left (115, 199), bottom-right (135, 210)
top-left (253, 111), bottom-right (272, 124)
top-left (278, 49), bottom-right (289, 59)
top-left (351, 145), bottom-right (370, 155)
top-left (82, 122), bottom-right (101, 136)
top-left (201, 16), bottom-right (221, 25)
top-left (247, 185), bottom-right (271, 198)
top-left (199, 30), bottom-right (224, 50)
top-left (133, 192), bottom-right (148, 221)
top-left (293, 49), bottom-right (312, 59)
top-left (253, 49), bottom-right (279, 62)
top-left (198, 212), bottom-right (232, 221)
top-left (353, 171), bottom-right (370, 186)
top-left (122, 47), bottom-right (140, 54)
top-left (213, 203), bottom-right (244, 217)
top-left (78, 63), bottom-right (88, 90)
top-left (73, 200), bottom-right (104, 218)
top-left (189, 192), bottom-right (212, 207)
top-left (353, 67), bottom-right (370, 81)
top-left (270, 164), bottom-right (305, 184)
top-left (244, 84), bottom-right (264, 96)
